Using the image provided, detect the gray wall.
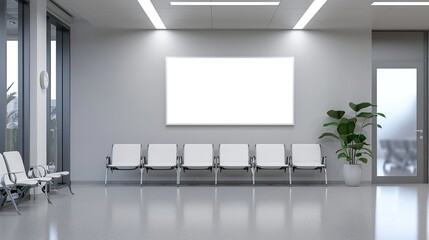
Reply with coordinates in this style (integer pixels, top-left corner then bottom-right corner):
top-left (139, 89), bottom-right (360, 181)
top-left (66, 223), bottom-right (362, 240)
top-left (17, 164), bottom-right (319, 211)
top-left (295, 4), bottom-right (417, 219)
top-left (70, 20), bottom-right (372, 182)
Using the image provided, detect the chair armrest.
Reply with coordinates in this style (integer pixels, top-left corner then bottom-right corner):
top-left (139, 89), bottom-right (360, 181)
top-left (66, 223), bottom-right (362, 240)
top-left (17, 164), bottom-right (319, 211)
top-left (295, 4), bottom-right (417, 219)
top-left (322, 156), bottom-right (327, 165)
top-left (143, 156), bottom-right (147, 165)
top-left (37, 165), bottom-right (48, 176)
top-left (28, 166), bottom-right (44, 178)
top-left (1, 172), bottom-right (19, 186)
top-left (106, 156), bottom-right (111, 168)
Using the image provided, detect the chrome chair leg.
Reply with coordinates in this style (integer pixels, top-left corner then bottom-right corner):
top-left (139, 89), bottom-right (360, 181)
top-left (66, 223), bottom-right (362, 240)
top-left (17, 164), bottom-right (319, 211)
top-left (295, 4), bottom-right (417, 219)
top-left (104, 168), bottom-right (108, 186)
top-left (68, 179), bottom-right (74, 195)
top-left (39, 183), bottom-right (52, 204)
top-left (4, 187), bottom-right (20, 215)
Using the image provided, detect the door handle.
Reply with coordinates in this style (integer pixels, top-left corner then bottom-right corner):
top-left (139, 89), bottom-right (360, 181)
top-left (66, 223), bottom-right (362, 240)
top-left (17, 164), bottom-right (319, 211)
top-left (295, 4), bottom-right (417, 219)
top-left (415, 130), bottom-right (424, 133)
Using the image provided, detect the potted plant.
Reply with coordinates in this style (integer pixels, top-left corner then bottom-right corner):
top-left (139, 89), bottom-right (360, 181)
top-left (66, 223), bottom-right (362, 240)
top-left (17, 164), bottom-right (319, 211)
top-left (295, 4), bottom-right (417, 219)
top-left (319, 102), bottom-right (385, 186)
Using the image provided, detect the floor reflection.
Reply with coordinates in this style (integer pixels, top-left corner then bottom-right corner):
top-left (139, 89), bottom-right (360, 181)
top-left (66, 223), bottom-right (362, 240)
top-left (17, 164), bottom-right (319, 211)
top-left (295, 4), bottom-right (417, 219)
top-left (375, 187), bottom-right (418, 240)
top-left (1, 184), bottom-right (429, 240)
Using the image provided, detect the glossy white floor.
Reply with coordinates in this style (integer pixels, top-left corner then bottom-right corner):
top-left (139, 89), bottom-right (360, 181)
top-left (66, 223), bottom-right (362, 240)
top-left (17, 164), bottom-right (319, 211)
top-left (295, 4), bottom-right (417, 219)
top-left (0, 183), bottom-right (427, 240)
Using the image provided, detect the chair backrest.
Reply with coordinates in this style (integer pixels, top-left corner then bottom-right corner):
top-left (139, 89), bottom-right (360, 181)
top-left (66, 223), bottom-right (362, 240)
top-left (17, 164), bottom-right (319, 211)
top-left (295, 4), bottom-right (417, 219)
top-left (111, 144), bottom-right (142, 167)
top-left (3, 151), bottom-right (28, 182)
top-left (0, 154), bottom-right (12, 186)
top-left (219, 144), bottom-right (249, 167)
top-left (147, 144), bottom-right (177, 166)
top-left (255, 144), bottom-right (286, 166)
top-left (291, 144), bottom-right (322, 166)
top-left (183, 144), bottom-right (213, 167)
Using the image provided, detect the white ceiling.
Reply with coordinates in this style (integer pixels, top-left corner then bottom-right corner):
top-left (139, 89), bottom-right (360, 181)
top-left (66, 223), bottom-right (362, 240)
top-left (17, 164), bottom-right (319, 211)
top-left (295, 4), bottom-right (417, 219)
top-left (52, 0), bottom-right (429, 29)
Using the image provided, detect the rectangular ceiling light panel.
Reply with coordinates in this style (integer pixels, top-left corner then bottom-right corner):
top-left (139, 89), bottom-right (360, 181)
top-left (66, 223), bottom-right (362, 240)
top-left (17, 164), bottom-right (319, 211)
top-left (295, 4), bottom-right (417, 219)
top-left (137, 0), bottom-right (166, 29)
top-left (170, 2), bottom-right (280, 6)
top-left (372, 2), bottom-right (429, 6)
top-left (293, 0), bottom-right (327, 30)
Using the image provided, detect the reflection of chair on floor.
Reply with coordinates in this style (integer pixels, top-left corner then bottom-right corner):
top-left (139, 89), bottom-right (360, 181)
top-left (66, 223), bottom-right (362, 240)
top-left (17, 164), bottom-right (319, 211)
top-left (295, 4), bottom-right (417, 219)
top-left (380, 139), bottom-right (417, 174)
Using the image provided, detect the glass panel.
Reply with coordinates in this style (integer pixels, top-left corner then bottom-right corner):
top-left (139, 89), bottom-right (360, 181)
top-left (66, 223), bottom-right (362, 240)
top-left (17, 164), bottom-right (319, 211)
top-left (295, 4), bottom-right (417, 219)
top-left (377, 68), bottom-right (417, 177)
top-left (48, 24), bottom-right (57, 167)
top-left (5, 0), bottom-right (20, 151)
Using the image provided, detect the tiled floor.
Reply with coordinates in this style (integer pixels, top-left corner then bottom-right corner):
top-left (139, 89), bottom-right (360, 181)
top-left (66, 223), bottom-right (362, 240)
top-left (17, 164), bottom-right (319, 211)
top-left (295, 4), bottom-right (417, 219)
top-left (0, 183), bottom-right (426, 240)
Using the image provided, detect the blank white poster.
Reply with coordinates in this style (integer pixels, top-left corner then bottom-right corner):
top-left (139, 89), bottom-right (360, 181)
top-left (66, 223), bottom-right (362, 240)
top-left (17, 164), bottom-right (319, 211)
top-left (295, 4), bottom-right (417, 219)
top-left (166, 57), bottom-right (294, 125)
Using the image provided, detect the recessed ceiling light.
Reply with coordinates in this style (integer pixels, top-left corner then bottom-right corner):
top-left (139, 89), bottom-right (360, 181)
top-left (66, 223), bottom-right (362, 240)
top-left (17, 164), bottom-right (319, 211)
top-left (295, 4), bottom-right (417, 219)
top-left (137, 0), bottom-right (166, 29)
top-left (170, 2), bottom-right (280, 6)
top-left (293, 0), bottom-right (327, 30)
top-left (372, 2), bottom-right (429, 6)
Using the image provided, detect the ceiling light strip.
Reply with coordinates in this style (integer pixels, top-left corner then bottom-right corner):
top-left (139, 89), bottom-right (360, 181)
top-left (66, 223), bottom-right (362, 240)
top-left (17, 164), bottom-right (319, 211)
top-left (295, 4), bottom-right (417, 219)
top-left (170, 2), bottom-right (280, 6)
top-left (372, 2), bottom-right (429, 6)
top-left (293, 0), bottom-right (327, 30)
top-left (137, 0), bottom-right (166, 29)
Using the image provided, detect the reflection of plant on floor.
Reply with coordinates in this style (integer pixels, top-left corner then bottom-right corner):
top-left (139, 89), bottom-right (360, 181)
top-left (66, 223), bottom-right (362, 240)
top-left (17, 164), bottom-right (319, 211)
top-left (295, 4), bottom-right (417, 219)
top-left (6, 82), bottom-right (18, 150)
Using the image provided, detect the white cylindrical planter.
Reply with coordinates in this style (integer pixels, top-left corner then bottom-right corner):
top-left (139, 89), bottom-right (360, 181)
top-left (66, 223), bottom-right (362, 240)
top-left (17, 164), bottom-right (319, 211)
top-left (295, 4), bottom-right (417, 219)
top-left (343, 164), bottom-right (362, 187)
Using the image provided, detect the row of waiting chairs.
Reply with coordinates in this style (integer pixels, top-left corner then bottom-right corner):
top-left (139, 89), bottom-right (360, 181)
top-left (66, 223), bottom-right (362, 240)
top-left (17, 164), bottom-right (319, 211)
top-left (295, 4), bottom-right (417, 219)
top-left (105, 144), bottom-right (327, 186)
top-left (0, 151), bottom-right (73, 215)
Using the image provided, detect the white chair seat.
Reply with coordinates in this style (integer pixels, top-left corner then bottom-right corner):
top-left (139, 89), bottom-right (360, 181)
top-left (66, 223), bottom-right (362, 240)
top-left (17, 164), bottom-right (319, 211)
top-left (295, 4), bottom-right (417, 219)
top-left (56, 171), bottom-right (70, 176)
top-left (257, 164), bottom-right (287, 169)
top-left (216, 144), bottom-right (252, 185)
top-left (106, 144), bottom-right (143, 186)
top-left (33, 177), bottom-right (52, 182)
top-left (15, 179), bottom-right (38, 186)
top-left (108, 164), bottom-right (140, 168)
top-left (293, 163), bottom-right (325, 168)
top-left (291, 144), bottom-right (327, 185)
top-left (219, 164), bottom-right (249, 168)
top-left (3, 151), bottom-right (54, 204)
top-left (182, 164), bottom-right (211, 169)
top-left (144, 164), bottom-right (175, 169)
top-left (46, 173), bottom-right (62, 179)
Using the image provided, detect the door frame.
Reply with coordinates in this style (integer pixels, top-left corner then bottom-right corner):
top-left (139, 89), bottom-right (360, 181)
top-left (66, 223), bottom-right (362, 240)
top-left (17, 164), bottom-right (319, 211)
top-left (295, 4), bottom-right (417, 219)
top-left (372, 61), bottom-right (428, 183)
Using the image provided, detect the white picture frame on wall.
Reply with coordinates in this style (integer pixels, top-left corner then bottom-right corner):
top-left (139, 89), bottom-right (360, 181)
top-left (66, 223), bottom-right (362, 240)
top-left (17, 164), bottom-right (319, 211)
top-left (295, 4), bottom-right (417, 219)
top-left (165, 57), bottom-right (294, 125)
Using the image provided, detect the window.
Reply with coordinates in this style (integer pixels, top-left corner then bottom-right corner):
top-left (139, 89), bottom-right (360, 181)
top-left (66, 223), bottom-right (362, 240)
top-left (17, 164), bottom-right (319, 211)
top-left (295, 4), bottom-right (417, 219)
top-left (1, 0), bottom-right (29, 166)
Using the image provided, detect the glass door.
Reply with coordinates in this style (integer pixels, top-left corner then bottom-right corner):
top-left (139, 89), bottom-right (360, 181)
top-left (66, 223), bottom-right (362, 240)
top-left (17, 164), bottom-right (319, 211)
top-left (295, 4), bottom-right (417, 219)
top-left (373, 63), bottom-right (425, 183)
top-left (47, 14), bottom-right (70, 183)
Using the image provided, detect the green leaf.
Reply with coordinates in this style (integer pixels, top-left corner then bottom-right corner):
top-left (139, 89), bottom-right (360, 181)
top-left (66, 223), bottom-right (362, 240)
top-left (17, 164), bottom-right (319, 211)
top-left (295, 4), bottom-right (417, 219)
top-left (362, 147), bottom-right (373, 154)
top-left (356, 102), bottom-right (375, 111)
top-left (349, 143), bottom-right (364, 150)
top-left (337, 121), bottom-right (355, 135)
top-left (356, 153), bottom-right (362, 157)
top-left (376, 112), bottom-right (386, 118)
top-left (349, 102), bottom-right (358, 112)
top-left (319, 133), bottom-right (340, 140)
top-left (356, 112), bottom-right (375, 118)
top-left (359, 157), bottom-right (368, 164)
top-left (362, 123), bottom-right (382, 129)
top-left (340, 133), bottom-right (356, 144)
top-left (361, 152), bottom-right (373, 158)
top-left (354, 134), bottom-right (366, 143)
top-left (327, 110), bottom-right (345, 120)
top-left (336, 148), bottom-right (344, 153)
top-left (323, 122), bottom-right (339, 127)
top-left (338, 153), bottom-right (347, 159)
